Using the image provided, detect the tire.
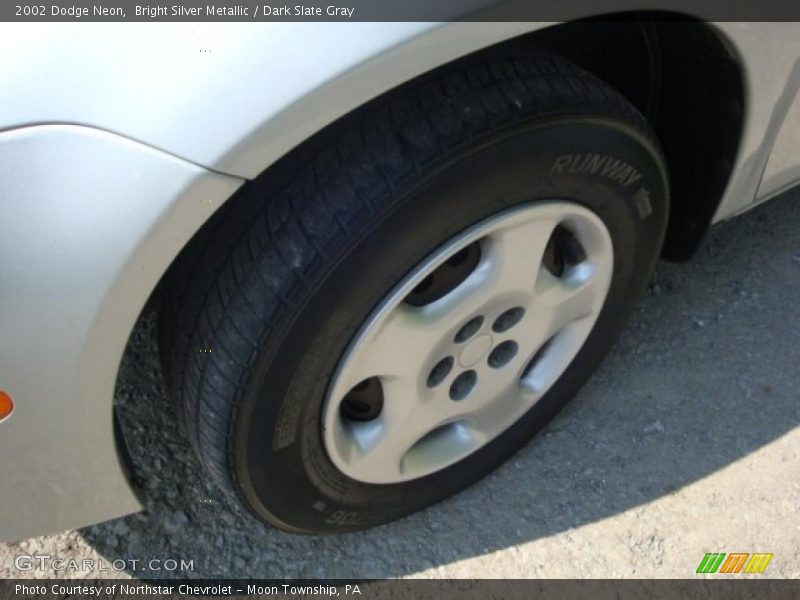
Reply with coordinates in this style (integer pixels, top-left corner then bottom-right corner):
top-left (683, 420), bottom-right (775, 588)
top-left (160, 52), bottom-right (669, 533)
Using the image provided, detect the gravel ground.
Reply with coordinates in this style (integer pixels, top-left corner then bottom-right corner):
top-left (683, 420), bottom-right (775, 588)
top-left (2, 187), bottom-right (800, 580)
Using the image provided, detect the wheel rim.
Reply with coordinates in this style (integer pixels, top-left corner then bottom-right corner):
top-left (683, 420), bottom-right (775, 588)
top-left (322, 201), bottom-right (614, 484)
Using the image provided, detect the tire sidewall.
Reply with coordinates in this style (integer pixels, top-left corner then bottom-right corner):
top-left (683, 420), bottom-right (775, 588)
top-left (234, 118), bottom-right (669, 532)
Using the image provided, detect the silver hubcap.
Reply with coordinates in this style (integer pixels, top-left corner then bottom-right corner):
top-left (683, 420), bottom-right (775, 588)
top-left (322, 202), bottom-right (614, 484)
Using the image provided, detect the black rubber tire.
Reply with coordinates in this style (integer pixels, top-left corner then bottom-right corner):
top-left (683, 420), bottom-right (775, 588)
top-left (160, 52), bottom-right (669, 533)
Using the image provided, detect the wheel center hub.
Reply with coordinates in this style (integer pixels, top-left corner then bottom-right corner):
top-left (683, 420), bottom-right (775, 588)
top-left (458, 334), bottom-right (493, 368)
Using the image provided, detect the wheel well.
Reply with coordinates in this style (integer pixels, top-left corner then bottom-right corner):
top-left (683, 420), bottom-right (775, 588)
top-left (268, 14), bottom-right (744, 262)
top-left (525, 14), bottom-right (745, 261)
top-left (152, 13), bottom-right (746, 319)
top-left (157, 15), bottom-right (744, 304)
top-left (205, 15), bottom-right (743, 265)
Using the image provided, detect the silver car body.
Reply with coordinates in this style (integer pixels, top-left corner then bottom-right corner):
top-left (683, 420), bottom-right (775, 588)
top-left (1, 20), bottom-right (799, 542)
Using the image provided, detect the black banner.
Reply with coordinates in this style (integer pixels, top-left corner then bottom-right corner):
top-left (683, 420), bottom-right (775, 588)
top-left (2, 580), bottom-right (800, 600)
top-left (5, 0), bottom-right (800, 22)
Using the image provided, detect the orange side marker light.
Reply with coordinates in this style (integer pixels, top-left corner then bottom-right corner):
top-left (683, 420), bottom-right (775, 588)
top-left (0, 390), bottom-right (13, 421)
